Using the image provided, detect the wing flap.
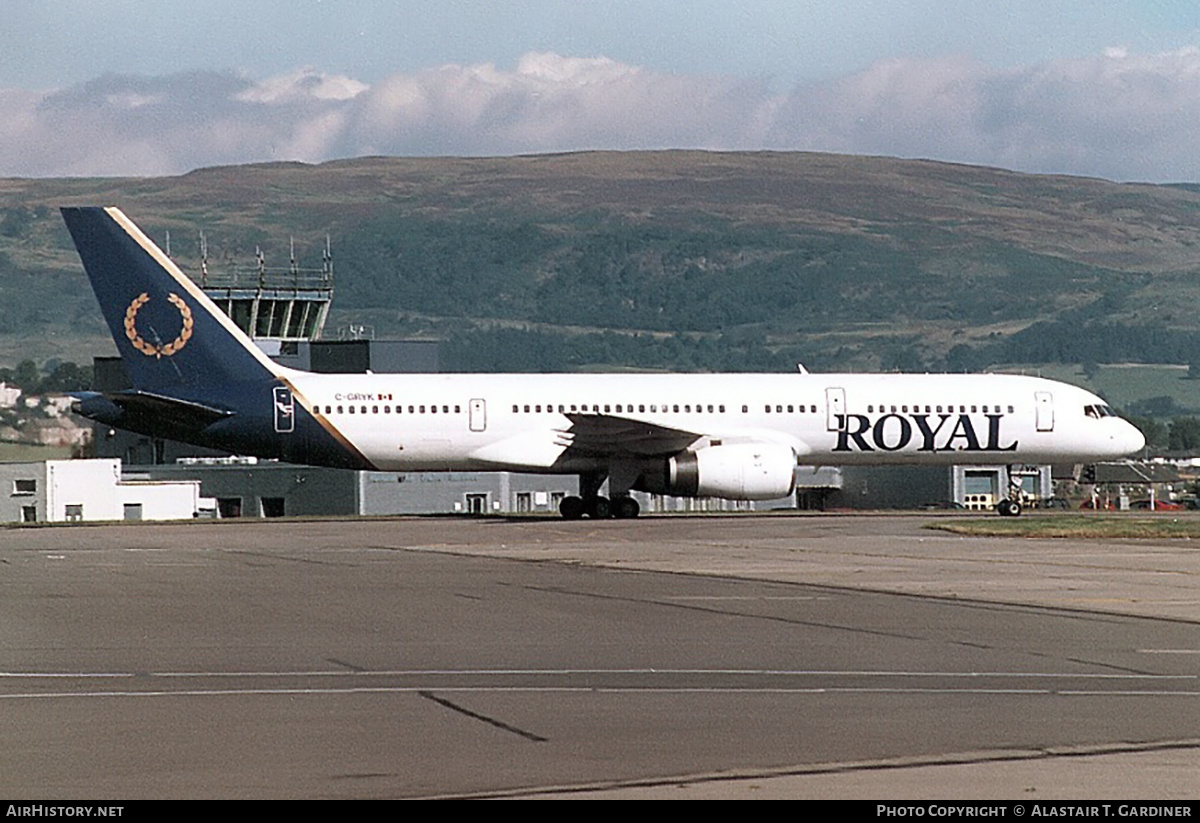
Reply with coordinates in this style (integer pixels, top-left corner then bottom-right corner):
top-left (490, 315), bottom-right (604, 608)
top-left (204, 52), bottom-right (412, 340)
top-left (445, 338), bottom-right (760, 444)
top-left (561, 413), bottom-right (701, 457)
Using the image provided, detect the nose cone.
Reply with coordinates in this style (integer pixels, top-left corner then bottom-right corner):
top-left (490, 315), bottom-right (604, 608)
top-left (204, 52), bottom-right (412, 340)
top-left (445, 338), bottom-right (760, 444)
top-left (1115, 419), bottom-right (1146, 456)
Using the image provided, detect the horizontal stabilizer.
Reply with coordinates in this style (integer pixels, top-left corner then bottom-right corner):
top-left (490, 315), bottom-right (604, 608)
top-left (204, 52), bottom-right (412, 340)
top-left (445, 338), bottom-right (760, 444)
top-left (75, 390), bottom-right (233, 437)
top-left (109, 391), bottom-right (233, 426)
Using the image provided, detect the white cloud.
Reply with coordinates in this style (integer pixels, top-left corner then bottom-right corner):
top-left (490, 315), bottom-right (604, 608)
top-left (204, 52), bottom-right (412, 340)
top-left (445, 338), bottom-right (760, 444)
top-left (514, 53), bottom-right (635, 85)
top-left (5, 49), bottom-right (1200, 180)
top-left (234, 68), bottom-right (368, 104)
top-left (342, 53), bottom-right (774, 157)
top-left (774, 47), bottom-right (1200, 181)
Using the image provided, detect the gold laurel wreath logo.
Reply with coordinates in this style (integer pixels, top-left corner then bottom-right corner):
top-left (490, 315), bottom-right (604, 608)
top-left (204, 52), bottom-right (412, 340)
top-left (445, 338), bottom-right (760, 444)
top-left (123, 292), bottom-right (194, 359)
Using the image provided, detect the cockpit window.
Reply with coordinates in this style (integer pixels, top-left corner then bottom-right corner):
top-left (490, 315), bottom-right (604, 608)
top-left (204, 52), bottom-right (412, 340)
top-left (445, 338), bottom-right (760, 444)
top-left (1084, 404), bottom-right (1117, 419)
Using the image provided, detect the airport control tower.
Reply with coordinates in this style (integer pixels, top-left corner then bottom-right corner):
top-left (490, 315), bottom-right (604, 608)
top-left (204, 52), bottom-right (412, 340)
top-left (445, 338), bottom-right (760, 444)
top-left (198, 233), bottom-right (333, 343)
top-left (190, 232), bottom-right (437, 373)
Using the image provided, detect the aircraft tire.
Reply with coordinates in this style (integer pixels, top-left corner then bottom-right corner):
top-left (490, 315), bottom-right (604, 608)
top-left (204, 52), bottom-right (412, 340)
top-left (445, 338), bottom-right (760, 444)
top-left (586, 496), bottom-right (612, 519)
top-left (997, 499), bottom-right (1022, 517)
top-left (560, 496), bottom-right (585, 520)
top-left (613, 496), bottom-right (640, 519)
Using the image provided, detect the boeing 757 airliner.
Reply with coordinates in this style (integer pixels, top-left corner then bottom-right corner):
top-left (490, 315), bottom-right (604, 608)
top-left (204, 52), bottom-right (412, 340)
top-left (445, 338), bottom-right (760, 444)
top-left (61, 207), bottom-right (1144, 518)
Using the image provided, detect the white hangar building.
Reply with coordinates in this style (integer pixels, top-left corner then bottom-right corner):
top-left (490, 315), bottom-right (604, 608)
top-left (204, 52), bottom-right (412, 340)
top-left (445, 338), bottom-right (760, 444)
top-left (1, 458), bottom-right (205, 524)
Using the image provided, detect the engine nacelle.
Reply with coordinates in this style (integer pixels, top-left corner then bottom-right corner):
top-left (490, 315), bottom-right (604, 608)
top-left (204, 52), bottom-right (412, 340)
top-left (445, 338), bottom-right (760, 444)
top-left (635, 443), bottom-right (797, 500)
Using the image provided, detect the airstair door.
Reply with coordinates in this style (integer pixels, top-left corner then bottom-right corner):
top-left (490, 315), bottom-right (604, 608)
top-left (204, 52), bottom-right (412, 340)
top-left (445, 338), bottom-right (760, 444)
top-left (826, 387), bottom-right (846, 431)
top-left (1035, 391), bottom-right (1054, 432)
top-left (469, 398), bottom-right (487, 432)
top-left (273, 386), bottom-right (295, 433)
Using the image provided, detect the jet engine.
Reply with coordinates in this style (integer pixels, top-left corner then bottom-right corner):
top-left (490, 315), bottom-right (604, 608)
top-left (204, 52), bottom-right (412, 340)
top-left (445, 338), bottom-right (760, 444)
top-left (635, 443), bottom-right (797, 500)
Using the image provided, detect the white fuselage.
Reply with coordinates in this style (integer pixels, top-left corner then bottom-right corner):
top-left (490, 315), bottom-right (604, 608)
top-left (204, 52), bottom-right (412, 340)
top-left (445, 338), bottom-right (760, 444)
top-left (285, 370), bottom-right (1144, 473)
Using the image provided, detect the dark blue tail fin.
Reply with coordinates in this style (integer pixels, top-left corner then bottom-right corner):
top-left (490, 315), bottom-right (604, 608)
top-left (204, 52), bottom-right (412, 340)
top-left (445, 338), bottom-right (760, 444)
top-left (61, 206), bottom-right (283, 393)
top-left (62, 207), bottom-right (371, 470)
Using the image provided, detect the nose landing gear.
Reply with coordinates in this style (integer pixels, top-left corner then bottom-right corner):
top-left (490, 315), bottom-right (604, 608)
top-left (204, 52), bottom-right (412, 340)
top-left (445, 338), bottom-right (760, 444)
top-left (996, 465), bottom-right (1025, 517)
top-left (996, 497), bottom-right (1022, 517)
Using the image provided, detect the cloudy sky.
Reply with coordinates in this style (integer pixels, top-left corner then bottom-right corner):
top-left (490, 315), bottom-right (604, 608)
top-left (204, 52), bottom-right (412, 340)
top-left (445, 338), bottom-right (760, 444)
top-left (4, 1), bottom-right (1200, 181)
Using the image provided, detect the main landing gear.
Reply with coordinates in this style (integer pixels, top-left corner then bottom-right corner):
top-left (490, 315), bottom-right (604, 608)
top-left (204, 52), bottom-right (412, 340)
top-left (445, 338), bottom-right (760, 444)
top-left (558, 471), bottom-right (641, 519)
top-left (996, 464), bottom-right (1024, 517)
top-left (558, 494), bottom-right (641, 519)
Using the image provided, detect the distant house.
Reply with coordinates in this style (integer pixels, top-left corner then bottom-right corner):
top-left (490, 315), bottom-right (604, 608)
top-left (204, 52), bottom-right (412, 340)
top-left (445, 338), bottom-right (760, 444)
top-left (23, 417), bottom-right (90, 448)
top-left (39, 395), bottom-right (76, 417)
top-left (0, 383), bottom-right (20, 409)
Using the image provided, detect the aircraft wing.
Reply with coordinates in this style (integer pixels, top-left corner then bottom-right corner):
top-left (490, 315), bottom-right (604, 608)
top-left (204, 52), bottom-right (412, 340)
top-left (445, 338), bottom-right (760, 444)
top-left (556, 413), bottom-right (703, 458)
top-left (466, 413), bottom-right (702, 468)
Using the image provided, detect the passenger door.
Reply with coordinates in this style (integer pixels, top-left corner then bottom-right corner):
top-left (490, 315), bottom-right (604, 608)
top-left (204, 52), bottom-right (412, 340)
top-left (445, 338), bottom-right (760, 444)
top-left (825, 387), bottom-right (846, 431)
top-left (1035, 391), bottom-right (1054, 432)
top-left (469, 398), bottom-right (487, 432)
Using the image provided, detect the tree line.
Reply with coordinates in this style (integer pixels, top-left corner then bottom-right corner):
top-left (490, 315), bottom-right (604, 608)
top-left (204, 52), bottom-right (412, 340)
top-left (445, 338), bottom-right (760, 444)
top-left (1125, 415), bottom-right (1200, 453)
top-left (0, 360), bottom-right (91, 394)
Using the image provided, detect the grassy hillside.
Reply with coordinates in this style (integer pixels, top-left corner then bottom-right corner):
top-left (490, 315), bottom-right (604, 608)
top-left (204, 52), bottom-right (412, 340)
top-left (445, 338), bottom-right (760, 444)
top-left (3, 151), bottom-right (1200, 375)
